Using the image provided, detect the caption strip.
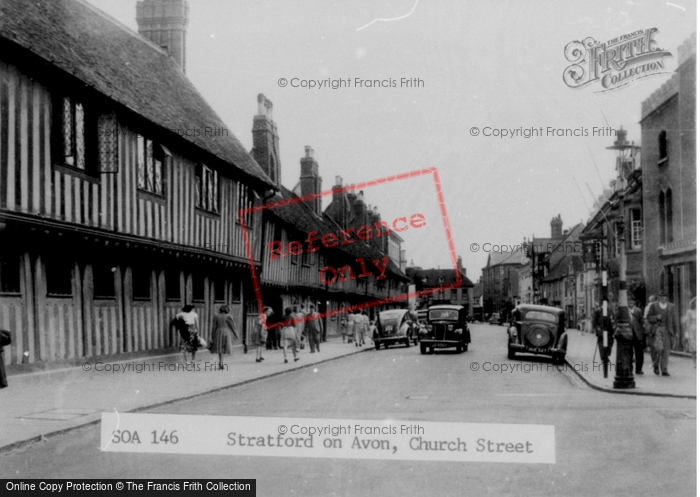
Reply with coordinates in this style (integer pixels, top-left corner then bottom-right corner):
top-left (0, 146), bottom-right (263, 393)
top-left (101, 413), bottom-right (555, 464)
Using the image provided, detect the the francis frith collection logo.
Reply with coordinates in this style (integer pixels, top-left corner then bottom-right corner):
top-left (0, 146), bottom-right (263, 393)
top-left (563, 28), bottom-right (673, 92)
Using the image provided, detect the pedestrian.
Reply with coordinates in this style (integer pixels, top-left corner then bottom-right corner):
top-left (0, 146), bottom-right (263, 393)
top-left (305, 304), bottom-right (323, 353)
top-left (592, 302), bottom-right (613, 364)
top-left (252, 306), bottom-right (273, 363)
top-left (174, 304), bottom-right (199, 366)
top-left (345, 311), bottom-right (354, 344)
top-left (210, 305), bottom-right (239, 371)
top-left (682, 297), bottom-right (696, 368)
top-left (585, 313), bottom-right (593, 334)
top-left (368, 319), bottom-right (377, 345)
top-left (340, 314), bottom-right (348, 342)
top-left (644, 295), bottom-right (657, 359)
top-left (353, 309), bottom-right (363, 347)
top-left (361, 310), bottom-right (370, 346)
top-left (646, 291), bottom-right (679, 376)
top-left (280, 307), bottom-right (299, 363)
top-left (628, 298), bottom-right (645, 375)
top-left (266, 309), bottom-right (279, 351)
top-left (293, 305), bottom-right (306, 350)
top-left (0, 329), bottom-right (10, 389)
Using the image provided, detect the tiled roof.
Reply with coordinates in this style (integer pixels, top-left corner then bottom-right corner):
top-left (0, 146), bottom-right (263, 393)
top-left (267, 187), bottom-right (409, 281)
top-left (406, 267), bottom-right (474, 288)
top-left (485, 250), bottom-right (528, 268)
top-left (542, 254), bottom-right (584, 282)
top-left (0, 0), bottom-right (275, 188)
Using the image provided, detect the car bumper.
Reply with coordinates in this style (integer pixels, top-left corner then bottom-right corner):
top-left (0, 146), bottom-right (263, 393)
top-left (509, 343), bottom-right (565, 356)
top-left (420, 339), bottom-right (462, 348)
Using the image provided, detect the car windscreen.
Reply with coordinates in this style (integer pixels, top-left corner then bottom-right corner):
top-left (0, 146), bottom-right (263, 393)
top-left (379, 312), bottom-right (403, 324)
top-left (523, 311), bottom-right (557, 323)
top-left (429, 309), bottom-right (459, 320)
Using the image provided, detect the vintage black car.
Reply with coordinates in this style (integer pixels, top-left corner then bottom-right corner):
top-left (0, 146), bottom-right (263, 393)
top-left (506, 304), bottom-right (568, 364)
top-left (419, 305), bottom-right (471, 354)
top-left (373, 309), bottom-right (419, 349)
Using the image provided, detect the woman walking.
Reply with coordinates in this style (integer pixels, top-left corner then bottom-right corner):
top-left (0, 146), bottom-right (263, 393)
top-left (683, 297), bottom-right (696, 368)
top-left (210, 305), bottom-right (239, 370)
top-left (175, 304), bottom-right (199, 365)
top-left (280, 307), bottom-right (299, 363)
top-left (252, 307), bottom-right (273, 363)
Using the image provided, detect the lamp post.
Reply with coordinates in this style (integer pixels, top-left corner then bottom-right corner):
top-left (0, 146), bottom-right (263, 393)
top-left (613, 215), bottom-right (635, 389)
top-left (605, 127), bottom-right (639, 389)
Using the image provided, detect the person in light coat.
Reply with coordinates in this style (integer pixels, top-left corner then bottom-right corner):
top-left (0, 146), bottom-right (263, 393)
top-left (210, 305), bottom-right (239, 370)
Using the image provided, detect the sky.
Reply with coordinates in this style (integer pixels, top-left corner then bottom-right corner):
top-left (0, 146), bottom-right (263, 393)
top-left (86, 0), bottom-right (696, 281)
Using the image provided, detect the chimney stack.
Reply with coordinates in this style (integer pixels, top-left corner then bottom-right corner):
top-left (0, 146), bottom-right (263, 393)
top-left (300, 146), bottom-right (322, 216)
top-left (550, 214), bottom-right (563, 238)
top-left (136, 0), bottom-right (189, 73)
top-left (251, 94), bottom-right (281, 187)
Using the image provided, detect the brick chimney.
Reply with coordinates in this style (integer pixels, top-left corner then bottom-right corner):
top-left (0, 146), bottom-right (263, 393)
top-left (550, 214), bottom-right (563, 238)
top-left (352, 191), bottom-right (367, 230)
top-left (136, 0), bottom-right (189, 73)
top-left (251, 94), bottom-right (281, 187)
top-left (300, 146), bottom-right (322, 216)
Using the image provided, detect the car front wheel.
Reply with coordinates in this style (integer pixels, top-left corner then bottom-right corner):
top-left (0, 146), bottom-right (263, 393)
top-left (507, 342), bottom-right (515, 360)
top-left (374, 340), bottom-right (380, 350)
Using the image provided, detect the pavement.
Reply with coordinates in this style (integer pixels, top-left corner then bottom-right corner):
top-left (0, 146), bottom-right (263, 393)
top-left (0, 337), bottom-right (373, 452)
top-left (564, 328), bottom-right (696, 398)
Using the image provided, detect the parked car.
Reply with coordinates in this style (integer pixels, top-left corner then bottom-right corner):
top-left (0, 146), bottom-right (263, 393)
top-left (373, 309), bottom-right (419, 349)
top-left (506, 305), bottom-right (568, 364)
top-left (488, 314), bottom-right (502, 325)
top-left (419, 305), bottom-right (471, 354)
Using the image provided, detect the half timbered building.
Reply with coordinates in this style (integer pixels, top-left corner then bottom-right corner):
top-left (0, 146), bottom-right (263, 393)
top-left (0, 0), bottom-right (275, 367)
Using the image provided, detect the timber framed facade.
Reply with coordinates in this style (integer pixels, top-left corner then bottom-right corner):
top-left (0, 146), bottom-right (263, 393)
top-left (0, 0), bottom-right (273, 367)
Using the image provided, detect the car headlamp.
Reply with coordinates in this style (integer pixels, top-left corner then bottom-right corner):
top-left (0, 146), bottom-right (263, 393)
top-left (448, 324), bottom-right (454, 331)
top-left (454, 328), bottom-right (462, 334)
top-left (509, 326), bottom-right (518, 337)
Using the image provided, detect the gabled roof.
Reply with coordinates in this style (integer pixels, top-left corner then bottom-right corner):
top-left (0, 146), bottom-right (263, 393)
top-left (266, 187), bottom-right (409, 282)
top-left (542, 254), bottom-right (584, 282)
top-left (0, 0), bottom-right (274, 188)
top-left (484, 250), bottom-right (528, 269)
top-left (406, 267), bottom-right (474, 288)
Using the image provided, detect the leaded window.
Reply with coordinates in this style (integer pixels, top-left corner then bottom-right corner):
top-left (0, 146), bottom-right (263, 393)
top-left (137, 135), bottom-right (165, 195)
top-left (196, 164), bottom-right (219, 212)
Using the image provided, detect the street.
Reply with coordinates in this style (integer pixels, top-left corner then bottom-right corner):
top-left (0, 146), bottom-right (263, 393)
top-left (1, 324), bottom-right (695, 496)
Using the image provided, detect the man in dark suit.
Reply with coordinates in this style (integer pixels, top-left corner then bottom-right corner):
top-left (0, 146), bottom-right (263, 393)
top-left (628, 298), bottom-right (646, 375)
top-left (646, 291), bottom-right (679, 376)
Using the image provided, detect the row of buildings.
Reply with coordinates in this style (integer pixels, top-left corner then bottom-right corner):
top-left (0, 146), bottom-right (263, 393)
top-left (479, 33), bottom-right (696, 333)
top-left (0, 0), bottom-right (422, 368)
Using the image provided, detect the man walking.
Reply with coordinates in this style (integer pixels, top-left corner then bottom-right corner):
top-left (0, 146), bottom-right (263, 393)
top-left (305, 305), bottom-right (323, 353)
top-left (646, 292), bottom-right (679, 376)
top-left (628, 297), bottom-right (645, 375)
